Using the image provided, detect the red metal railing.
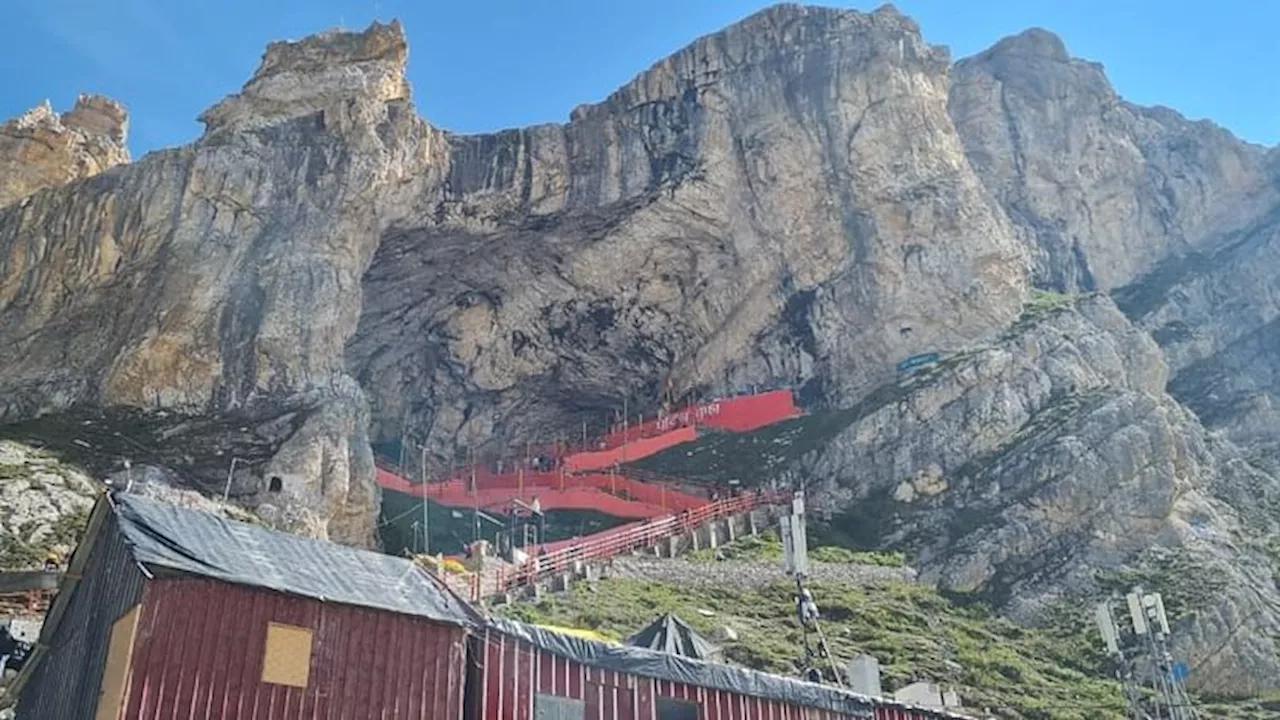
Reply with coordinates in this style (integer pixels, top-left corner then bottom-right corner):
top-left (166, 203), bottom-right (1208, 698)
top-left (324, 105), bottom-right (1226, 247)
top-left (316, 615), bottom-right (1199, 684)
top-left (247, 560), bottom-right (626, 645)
top-left (494, 491), bottom-right (786, 594)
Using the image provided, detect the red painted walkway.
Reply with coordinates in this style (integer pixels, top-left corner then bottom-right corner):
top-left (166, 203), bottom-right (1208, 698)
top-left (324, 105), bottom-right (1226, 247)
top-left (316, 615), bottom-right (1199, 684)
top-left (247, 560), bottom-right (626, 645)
top-left (562, 425), bottom-right (698, 472)
top-left (376, 390), bottom-right (801, 518)
top-left (594, 389), bottom-right (803, 449)
top-left (377, 468), bottom-right (708, 517)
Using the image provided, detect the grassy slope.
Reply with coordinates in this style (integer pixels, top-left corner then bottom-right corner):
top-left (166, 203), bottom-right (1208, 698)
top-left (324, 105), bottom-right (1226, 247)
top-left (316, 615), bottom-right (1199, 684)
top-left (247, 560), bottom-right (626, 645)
top-left (498, 577), bottom-right (1125, 719)
top-left (495, 534), bottom-right (1279, 720)
top-left (497, 532), bottom-right (1126, 720)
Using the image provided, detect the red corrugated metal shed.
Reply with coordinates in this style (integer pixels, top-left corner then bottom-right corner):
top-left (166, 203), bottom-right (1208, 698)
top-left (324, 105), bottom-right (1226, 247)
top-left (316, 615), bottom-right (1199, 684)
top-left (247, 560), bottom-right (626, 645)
top-left (474, 626), bottom-right (868, 720)
top-left (474, 623), bottom-right (973, 720)
top-left (123, 577), bottom-right (467, 720)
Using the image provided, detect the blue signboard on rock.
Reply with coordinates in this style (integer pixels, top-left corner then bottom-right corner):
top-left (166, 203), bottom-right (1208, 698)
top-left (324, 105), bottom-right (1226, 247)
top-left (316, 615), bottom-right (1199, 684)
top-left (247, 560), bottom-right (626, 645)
top-left (896, 353), bottom-right (940, 375)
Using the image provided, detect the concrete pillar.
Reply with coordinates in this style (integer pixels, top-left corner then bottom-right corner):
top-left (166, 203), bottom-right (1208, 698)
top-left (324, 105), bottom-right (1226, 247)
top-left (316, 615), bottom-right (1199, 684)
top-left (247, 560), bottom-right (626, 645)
top-left (668, 535), bottom-right (680, 558)
top-left (847, 655), bottom-right (882, 697)
top-left (726, 518), bottom-right (736, 543)
top-left (748, 511), bottom-right (759, 536)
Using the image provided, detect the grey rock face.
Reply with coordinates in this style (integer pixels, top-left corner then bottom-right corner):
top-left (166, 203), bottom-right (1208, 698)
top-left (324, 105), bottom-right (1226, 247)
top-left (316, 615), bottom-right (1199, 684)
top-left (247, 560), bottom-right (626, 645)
top-left (949, 29), bottom-right (1277, 292)
top-left (0, 21), bottom-right (428, 544)
top-left (348, 4), bottom-right (1028, 455)
top-left (939, 31), bottom-right (1280, 692)
top-left (1114, 207), bottom-right (1280, 475)
top-left (802, 296), bottom-right (1280, 693)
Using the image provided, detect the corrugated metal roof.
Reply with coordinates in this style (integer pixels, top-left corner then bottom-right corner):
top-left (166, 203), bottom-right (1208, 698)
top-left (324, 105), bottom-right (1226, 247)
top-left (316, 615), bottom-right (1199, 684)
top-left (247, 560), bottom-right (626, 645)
top-left (114, 493), bottom-right (479, 628)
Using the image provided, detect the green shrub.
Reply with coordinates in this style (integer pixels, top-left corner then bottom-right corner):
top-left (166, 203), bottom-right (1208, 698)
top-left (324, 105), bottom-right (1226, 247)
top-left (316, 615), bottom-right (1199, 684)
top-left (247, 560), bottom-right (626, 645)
top-left (809, 546), bottom-right (906, 566)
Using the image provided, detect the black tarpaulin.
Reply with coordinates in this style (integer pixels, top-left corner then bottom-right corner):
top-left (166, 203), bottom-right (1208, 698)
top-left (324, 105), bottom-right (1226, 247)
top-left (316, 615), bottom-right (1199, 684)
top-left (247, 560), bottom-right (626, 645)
top-left (626, 613), bottom-right (720, 661)
top-left (489, 618), bottom-right (878, 717)
top-left (113, 493), bottom-right (479, 628)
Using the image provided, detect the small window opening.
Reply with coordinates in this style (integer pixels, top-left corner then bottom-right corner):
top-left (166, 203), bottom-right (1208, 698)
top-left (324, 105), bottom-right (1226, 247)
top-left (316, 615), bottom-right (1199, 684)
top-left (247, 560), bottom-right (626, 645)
top-left (268, 476), bottom-right (283, 493)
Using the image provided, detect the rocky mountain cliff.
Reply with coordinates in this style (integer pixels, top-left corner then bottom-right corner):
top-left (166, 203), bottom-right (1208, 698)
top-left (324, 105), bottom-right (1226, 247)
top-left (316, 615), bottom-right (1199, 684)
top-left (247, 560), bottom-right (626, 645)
top-left (0, 21), bottom-right (431, 544)
top-left (1, 2), bottom-right (1278, 696)
top-left (805, 296), bottom-right (1280, 693)
top-left (949, 29), bottom-right (1276, 293)
top-left (349, 4), bottom-right (1027, 454)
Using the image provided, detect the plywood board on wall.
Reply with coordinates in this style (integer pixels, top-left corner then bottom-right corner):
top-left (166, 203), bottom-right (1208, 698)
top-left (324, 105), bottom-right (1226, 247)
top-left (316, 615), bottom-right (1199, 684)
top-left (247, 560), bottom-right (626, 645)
top-left (95, 605), bottom-right (140, 720)
top-left (261, 622), bottom-right (313, 688)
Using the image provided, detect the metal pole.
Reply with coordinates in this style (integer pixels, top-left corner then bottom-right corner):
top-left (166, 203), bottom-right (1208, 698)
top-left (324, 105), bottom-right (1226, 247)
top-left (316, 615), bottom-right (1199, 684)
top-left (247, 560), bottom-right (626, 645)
top-left (398, 408), bottom-right (409, 471)
top-left (470, 447), bottom-right (479, 543)
top-left (420, 444), bottom-right (429, 556)
top-left (222, 457), bottom-right (239, 505)
top-left (796, 576), bottom-right (812, 659)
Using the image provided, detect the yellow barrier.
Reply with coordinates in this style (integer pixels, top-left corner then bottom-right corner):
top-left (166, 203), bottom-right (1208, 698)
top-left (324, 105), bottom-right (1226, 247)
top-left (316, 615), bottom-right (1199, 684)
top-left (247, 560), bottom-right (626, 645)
top-left (534, 624), bottom-right (617, 645)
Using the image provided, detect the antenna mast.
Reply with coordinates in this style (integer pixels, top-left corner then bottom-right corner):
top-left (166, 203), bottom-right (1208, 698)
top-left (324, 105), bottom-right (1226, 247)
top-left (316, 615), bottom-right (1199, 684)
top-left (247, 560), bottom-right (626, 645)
top-left (780, 489), bottom-right (844, 687)
top-left (1094, 587), bottom-right (1199, 719)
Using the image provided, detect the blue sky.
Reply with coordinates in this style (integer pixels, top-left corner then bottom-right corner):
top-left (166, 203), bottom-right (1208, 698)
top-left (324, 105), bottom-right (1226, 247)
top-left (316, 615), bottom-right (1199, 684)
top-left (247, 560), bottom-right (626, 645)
top-left (3, 0), bottom-right (1275, 156)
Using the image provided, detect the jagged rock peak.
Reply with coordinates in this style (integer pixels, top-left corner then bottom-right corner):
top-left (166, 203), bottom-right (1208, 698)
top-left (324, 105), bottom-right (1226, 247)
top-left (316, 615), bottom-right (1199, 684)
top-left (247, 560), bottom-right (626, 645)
top-left (570, 2), bottom-right (940, 122)
top-left (258, 19), bottom-right (408, 77)
top-left (62, 94), bottom-right (129, 143)
top-left (979, 27), bottom-right (1069, 62)
top-left (0, 94), bottom-right (130, 209)
top-left (956, 25), bottom-right (1108, 95)
top-left (199, 19), bottom-right (411, 136)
